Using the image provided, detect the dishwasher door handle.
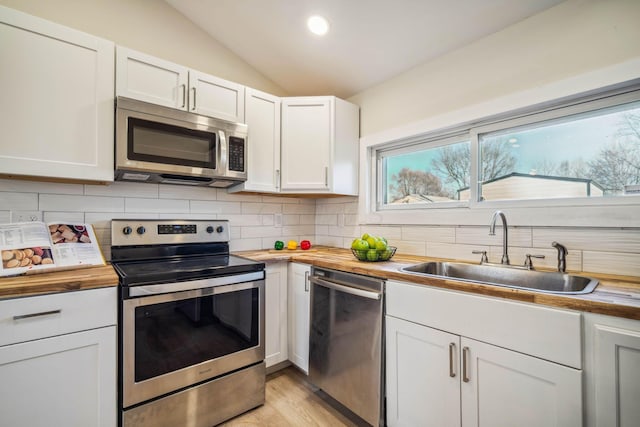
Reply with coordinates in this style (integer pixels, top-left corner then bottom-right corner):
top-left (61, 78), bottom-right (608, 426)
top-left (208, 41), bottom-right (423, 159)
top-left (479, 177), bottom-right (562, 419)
top-left (309, 276), bottom-right (382, 300)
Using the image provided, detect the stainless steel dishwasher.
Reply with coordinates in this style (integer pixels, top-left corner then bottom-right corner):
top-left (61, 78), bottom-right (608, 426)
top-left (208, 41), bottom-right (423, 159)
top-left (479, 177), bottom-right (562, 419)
top-left (309, 267), bottom-right (384, 427)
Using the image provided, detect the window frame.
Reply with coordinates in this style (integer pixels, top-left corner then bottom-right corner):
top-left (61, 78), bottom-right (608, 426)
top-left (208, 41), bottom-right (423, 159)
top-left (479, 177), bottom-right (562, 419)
top-left (364, 80), bottom-right (640, 227)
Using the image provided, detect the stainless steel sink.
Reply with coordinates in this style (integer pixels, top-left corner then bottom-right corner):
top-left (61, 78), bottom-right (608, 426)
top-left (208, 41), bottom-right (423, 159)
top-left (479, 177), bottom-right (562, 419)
top-left (400, 262), bottom-right (598, 294)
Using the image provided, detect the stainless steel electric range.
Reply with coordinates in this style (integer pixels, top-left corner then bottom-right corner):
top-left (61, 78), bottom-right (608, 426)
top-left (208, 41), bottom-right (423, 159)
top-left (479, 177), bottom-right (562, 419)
top-left (111, 219), bottom-right (266, 427)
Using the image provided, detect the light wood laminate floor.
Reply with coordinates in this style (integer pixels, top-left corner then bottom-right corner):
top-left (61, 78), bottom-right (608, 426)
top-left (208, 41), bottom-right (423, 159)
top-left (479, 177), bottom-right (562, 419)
top-left (219, 366), bottom-right (366, 426)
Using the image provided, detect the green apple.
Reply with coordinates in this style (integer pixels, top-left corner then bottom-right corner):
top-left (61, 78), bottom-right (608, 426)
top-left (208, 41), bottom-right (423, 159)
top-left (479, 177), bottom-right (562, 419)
top-left (351, 238), bottom-right (369, 251)
top-left (366, 249), bottom-right (379, 261)
top-left (375, 240), bottom-right (388, 251)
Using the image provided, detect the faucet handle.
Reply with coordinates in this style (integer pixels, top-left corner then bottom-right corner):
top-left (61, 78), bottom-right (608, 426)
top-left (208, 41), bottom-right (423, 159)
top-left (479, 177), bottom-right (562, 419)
top-left (472, 250), bottom-right (488, 264)
top-left (524, 254), bottom-right (545, 270)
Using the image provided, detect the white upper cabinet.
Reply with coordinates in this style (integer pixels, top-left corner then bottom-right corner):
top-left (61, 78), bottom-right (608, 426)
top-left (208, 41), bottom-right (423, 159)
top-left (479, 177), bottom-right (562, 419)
top-left (116, 47), bottom-right (245, 123)
top-left (116, 47), bottom-right (188, 109)
top-left (280, 96), bottom-right (359, 195)
top-left (0, 6), bottom-right (115, 183)
top-left (231, 88), bottom-right (281, 193)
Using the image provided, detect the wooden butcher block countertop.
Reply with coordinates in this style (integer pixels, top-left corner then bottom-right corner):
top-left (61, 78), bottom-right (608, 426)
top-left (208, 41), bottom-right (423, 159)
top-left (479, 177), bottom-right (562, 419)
top-left (0, 265), bottom-right (119, 300)
top-left (236, 246), bottom-right (640, 321)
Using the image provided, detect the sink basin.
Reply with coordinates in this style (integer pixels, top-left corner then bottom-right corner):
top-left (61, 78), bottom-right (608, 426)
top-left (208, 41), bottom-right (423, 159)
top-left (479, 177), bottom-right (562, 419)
top-left (400, 262), bottom-right (598, 294)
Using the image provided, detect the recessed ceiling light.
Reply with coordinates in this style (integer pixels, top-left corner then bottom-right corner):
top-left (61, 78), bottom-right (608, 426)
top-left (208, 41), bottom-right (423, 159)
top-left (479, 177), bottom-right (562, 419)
top-left (307, 15), bottom-right (329, 36)
top-left (508, 138), bottom-right (518, 143)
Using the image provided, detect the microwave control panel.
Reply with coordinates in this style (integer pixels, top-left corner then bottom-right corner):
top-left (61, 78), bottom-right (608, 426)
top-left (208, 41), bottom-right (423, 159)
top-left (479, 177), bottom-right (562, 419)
top-left (228, 137), bottom-right (245, 172)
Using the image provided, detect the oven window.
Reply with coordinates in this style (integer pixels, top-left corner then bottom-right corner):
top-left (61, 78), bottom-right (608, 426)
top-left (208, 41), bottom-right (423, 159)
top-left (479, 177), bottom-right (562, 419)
top-left (134, 288), bottom-right (259, 382)
top-left (128, 117), bottom-right (216, 169)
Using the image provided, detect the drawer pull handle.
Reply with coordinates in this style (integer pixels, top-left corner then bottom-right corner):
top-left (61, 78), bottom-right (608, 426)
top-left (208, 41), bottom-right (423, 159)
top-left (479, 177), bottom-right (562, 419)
top-left (13, 309), bottom-right (61, 321)
top-left (449, 342), bottom-right (456, 378)
top-left (462, 346), bottom-right (470, 383)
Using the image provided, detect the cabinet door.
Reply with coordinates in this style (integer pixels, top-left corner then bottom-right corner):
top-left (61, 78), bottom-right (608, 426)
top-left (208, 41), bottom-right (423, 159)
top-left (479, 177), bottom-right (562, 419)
top-left (461, 337), bottom-right (582, 427)
top-left (242, 88), bottom-right (281, 192)
top-left (386, 316), bottom-right (461, 427)
top-left (585, 314), bottom-right (640, 427)
top-left (281, 97), bottom-right (332, 191)
top-left (265, 262), bottom-right (288, 368)
top-left (0, 6), bottom-right (114, 182)
top-left (190, 71), bottom-right (245, 122)
top-left (0, 326), bottom-right (116, 427)
top-left (116, 46), bottom-right (188, 109)
top-left (287, 262), bottom-right (311, 373)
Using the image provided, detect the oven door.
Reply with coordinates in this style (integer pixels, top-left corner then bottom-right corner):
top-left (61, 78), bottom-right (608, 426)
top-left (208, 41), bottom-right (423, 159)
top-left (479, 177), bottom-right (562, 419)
top-left (122, 278), bottom-right (265, 408)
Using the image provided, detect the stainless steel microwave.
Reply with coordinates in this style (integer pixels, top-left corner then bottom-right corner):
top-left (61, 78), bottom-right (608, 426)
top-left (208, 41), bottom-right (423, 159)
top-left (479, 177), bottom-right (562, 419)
top-left (115, 97), bottom-right (248, 187)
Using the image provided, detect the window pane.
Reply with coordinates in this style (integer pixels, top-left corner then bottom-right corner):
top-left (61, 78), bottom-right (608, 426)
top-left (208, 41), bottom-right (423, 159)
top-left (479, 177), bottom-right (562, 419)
top-left (382, 141), bottom-right (470, 204)
top-left (477, 103), bottom-right (640, 201)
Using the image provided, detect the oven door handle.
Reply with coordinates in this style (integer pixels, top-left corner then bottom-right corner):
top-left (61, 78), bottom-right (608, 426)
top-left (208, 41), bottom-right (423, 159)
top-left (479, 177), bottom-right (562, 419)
top-left (126, 271), bottom-right (264, 298)
top-left (309, 276), bottom-right (381, 300)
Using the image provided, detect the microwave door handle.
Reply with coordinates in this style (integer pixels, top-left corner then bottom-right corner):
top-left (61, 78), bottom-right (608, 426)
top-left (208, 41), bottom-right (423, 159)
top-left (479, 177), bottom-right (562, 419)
top-left (218, 130), bottom-right (227, 173)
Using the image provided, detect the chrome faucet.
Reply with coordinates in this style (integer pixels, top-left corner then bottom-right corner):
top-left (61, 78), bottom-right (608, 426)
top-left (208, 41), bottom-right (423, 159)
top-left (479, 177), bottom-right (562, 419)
top-left (551, 241), bottom-right (568, 272)
top-left (489, 210), bottom-right (509, 265)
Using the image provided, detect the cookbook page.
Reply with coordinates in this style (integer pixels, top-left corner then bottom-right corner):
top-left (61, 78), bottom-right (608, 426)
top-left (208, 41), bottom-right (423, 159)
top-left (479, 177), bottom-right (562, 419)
top-left (0, 222), bottom-right (56, 276)
top-left (47, 223), bottom-right (106, 267)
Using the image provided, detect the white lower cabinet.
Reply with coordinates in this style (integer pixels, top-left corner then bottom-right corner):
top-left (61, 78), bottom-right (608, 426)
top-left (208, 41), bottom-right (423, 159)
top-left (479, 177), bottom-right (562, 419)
top-left (584, 313), bottom-right (640, 427)
top-left (386, 280), bottom-right (583, 427)
top-left (287, 262), bottom-right (311, 373)
top-left (265, 261), bottom-right (288, 368)
top-left (0, 287), bottom-right (117, 427)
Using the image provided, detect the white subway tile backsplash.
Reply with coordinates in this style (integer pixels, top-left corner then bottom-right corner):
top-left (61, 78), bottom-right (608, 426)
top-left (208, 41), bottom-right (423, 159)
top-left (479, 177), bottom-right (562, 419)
top-left (126, 198), bottom-right (189, 213)
top-left (262, 195), bottom-right (300, 204)
top-left (328, 225), bottom-right (361, 238)
top-left (0, 192), bottom-right (38, 211)
top-left (85, 181), bottom-right (159, 198)
top-left (217, 191), bottom-right (262, 202)
top-left (533, 228), bottom-right (640, 253)
top-left (1, 176), bottom-right (638, 278)
top-left (283, 204), bottom-right (315, 214)
top-left (315, 235), bottom-right (344, 247)
top-left (402, 226), bottom-right (455, 243)
top-left (316, 203), bottom-right (347, 214)
top-left (455, 227), bottom-right (532, 247)
top-left (261, 215), bottom-right (275, 226)
top-left (427, 242), bottom-right (490, 262)
top-left (241, 203), bottom-right (283, 214)
top-left (190, 200), bottom-right (242, 214)
top-left (230, 238), bottom-right (263, 252)
top-left (242, 225), bottom-right (284, 239)
top-left (583, 251), bottom-right (640, 277)
top-left (39, 194), bottom-right (124, 212)
top-left (360, 225), bottom-right (403, 240)
top-left (316, 214), bottom-right (337, 226)
top-left (0, 179), bottom-right (83, 195)
top-left (394, 240), bottom-right (427, 256)
top-left (159, 185), bottom-right (217, 201)
top-left (43, 212), bottom-right (85, 224)
top-left (223, 214), bottom-right (262, 226)
top-left (282, 225), bottom-right (315, 236)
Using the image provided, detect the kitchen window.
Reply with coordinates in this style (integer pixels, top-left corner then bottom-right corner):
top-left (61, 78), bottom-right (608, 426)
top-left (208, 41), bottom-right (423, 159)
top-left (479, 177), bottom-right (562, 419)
top-left (374, 84), bottom-right (640, 214)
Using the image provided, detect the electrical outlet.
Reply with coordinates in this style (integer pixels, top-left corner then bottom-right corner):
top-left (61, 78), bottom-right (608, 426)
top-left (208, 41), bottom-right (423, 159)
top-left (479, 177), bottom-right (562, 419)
top-left (11, 211), bottom-right (42, 223)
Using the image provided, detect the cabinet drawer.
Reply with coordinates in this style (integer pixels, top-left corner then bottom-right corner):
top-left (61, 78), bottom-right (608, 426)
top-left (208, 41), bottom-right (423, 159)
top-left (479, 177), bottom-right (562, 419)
top-left (0, 287), bottom-right (117, 347)
top-left (386, 280), bottom-right (582, 369)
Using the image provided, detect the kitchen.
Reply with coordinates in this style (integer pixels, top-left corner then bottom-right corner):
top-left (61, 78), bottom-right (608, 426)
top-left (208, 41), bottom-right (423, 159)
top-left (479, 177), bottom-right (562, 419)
top-left (1, 0), bottom-right (639, 426)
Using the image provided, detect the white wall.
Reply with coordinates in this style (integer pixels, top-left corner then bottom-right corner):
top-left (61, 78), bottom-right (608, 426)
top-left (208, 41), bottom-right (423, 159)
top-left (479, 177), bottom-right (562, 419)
top-left (0, 0), bottom-right (287, 96)
top-left (349, 0), bottom-right (640, 137)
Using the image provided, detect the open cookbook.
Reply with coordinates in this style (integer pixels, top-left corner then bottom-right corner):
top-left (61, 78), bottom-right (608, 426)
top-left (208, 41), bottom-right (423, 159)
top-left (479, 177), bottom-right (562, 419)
top-left (0, 222), bottom-right (105, 277)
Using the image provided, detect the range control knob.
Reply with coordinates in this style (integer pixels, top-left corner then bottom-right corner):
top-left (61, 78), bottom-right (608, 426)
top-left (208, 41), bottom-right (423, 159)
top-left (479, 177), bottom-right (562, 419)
top-left (206, 226), bottom-right (214, 234)
top-left (136, 226), bottom-right (146, 235)
top-left (216, 226), bottom-right (224, 233)
top-left (122, 226), bottom-right (132, 235)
